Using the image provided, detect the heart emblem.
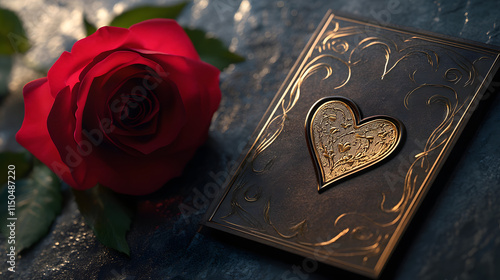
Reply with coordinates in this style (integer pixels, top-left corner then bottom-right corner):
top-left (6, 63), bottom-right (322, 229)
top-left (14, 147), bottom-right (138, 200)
top-left (305, 97), bottom-right (403, 192)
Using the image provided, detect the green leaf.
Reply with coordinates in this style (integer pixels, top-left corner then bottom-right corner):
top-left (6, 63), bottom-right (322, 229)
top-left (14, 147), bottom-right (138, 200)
top-left (0, 150), bottom-right (33, 186)
top-left (0, 8), bottom-right (30, 55)
top-left (72, 185), bottom-right (133, 256)
top-left (109, 2), bottom-right (189, 28)
top-left (83, 14), bottom-right (97, 36)
top-left (0, 164), bottom-right (62, 253)
top-left (183, 28), bottom-right (245, 70)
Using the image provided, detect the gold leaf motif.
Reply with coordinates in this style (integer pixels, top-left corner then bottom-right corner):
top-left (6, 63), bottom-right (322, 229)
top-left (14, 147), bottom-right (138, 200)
top-left (341, 123), bottom-right (352, 129)
top-left (338, 142), bottom-right (351, 153)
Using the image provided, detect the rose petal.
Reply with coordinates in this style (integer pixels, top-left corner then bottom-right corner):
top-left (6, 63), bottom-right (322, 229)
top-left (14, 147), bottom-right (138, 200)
top-left (47, 84), bottom-right (99, 190)
top-left (83, 67), bottom-right (187, 155)
top-left (141, 54), bottom-right (221, 152)
top-left (46, 19), bottom-right (198, 99)
top-left (87, 146), bottom-right (197, 195)
top-left (15, 78), bottom-right (78, 187)
top-left (83, 70), bottom-right (162, 156)
top-left (84, 66), bottom-right (156, 138)
top-left (76, 51), bottom-right (163, 145)
top-left (129, 19), bottom-right (200, 61)
top-left (47, 26), bottom-right (132, 97)
top-left (110, 77), bottom-right (186, 154)
top-left (110, 82), bottom-right (160, 130)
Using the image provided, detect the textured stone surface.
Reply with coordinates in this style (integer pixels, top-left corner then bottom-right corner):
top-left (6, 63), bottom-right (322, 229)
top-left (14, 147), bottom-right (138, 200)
top-left (0, 0), bottom-right (499, 279)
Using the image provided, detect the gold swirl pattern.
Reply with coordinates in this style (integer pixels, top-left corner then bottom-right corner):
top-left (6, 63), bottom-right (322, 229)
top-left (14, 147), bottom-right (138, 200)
top-left (251, 54), bottom-right (351, 172)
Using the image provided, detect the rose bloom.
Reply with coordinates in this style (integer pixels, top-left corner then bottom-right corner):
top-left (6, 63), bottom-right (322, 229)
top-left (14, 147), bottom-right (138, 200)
top-left (16, 19), bottom-right (221, 195)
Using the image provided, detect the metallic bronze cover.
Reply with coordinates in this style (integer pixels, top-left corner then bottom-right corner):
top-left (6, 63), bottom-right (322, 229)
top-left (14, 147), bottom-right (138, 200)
top-left (205, 10), bottom-right (500, 278)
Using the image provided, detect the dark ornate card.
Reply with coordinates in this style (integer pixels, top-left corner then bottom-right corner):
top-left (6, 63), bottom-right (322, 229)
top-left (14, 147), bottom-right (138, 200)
top-left (205, 11), bottom-right (500, 278)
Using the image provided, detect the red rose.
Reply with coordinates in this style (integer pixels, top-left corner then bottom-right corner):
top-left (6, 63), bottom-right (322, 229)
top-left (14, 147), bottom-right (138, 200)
top-left (16, 19), bottom-right (221, 195)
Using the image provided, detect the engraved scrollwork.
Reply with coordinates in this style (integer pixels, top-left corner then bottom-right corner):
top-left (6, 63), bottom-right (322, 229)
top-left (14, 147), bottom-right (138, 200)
top-left (316, 39), bottom-right (349, 54)
top-left (263, 198), bottom-right (387, 260)
top-left (377, 84), bottom-right (462, 220)
top-left (444, 68), bottom-right (462, 84)
top-left (251, 54), bottom-right (351, 172)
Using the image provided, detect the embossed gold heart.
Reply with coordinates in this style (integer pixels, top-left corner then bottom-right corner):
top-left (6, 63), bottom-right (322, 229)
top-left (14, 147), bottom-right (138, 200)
top-left (305, 97), bottom-right (403, 192)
